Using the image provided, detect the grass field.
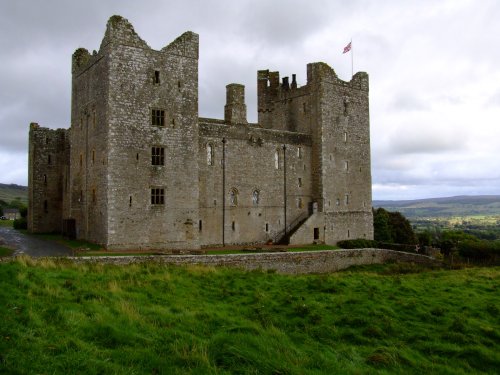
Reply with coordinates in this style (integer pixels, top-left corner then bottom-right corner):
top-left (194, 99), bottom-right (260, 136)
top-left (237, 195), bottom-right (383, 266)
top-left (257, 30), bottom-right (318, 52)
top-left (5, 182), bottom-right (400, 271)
top-left (1, 259), bottom-right (498, 374)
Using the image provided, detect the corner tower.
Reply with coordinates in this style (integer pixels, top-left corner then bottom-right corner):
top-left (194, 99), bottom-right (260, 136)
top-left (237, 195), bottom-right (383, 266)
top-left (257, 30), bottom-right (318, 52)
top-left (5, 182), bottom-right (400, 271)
top-left (70, 15), bottom-right (200, 249)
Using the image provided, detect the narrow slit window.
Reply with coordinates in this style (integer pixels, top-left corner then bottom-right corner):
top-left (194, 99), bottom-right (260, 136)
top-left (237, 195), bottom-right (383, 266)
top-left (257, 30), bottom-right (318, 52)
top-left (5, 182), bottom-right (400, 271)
top-left (265, 223), bottom-right (269, 232)
top-left (154, 70), bottom-right (160, 84)
top-left (92, 189), bottom-right (96, 203)
top-left (48, 155), bottom-right (52, 165)
top-left (232, 221), bottom-right (235, 231)
top-left (298, 178), bottom-right (302, 187)
top-left (274, 150), bottom-right (280, 169)
top-left (43, 200), bottom-right (48, 213)
top-left (199, 220), bottom-right (202, 231)
top-left (43, 174), bottom-right (47, 184)
top-left (92, 150), bottom-right (95, 165)
top-left (129, 196), bottom-right (132, 207)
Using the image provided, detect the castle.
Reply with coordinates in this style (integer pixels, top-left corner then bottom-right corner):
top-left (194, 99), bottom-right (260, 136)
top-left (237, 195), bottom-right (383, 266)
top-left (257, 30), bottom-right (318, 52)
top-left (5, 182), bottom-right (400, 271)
top-left (28, 15), bottom-right (373, 250)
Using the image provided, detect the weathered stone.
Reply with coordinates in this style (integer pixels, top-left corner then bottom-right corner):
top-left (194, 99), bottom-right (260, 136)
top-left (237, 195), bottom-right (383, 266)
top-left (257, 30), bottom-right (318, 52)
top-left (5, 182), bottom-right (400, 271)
top-left (28, 15), bottom-right (373, 250)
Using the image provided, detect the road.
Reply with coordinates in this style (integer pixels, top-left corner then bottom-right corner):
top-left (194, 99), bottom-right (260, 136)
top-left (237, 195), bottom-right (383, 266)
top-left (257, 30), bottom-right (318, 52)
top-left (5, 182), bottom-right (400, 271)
top-left (0, 226), bottom-right (73, 257)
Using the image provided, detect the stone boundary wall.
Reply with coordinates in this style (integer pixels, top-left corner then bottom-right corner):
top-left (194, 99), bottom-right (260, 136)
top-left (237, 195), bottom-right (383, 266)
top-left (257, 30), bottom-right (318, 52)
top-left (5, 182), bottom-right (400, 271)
top-left (69, 249), bottom-right (437, 274)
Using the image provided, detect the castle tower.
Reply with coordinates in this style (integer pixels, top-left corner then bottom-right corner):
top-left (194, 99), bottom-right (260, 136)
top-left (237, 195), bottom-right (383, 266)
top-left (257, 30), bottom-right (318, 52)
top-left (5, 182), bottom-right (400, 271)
top-left (70, 16), bottom-right (201, 249)
top-left (224, 84), bottom-right (247, 124)
top-left (306, 63), bottom-right (373, 242)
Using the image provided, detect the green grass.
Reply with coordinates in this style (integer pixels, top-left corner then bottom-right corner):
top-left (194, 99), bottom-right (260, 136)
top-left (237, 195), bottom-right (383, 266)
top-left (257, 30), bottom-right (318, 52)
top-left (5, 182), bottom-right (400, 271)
top-left (0, 259), bottom-right (498, 374)
top-left (0, 246), bottom-right (14, 256)
top-left (0, 219), bottom-right (13, 227)
top-left (206, 244), bottom-right (338, 255)
top-left (32, 233), bottom-right (103, 251)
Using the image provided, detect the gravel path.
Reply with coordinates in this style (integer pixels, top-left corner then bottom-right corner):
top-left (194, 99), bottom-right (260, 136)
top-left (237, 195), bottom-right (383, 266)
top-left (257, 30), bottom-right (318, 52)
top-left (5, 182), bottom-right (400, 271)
top-left (0, 226), bottom-right (73, 257)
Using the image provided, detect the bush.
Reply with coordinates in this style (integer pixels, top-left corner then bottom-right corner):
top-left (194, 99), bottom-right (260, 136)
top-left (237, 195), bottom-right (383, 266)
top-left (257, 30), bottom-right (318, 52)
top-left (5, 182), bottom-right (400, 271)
top-left (13, 217), bottom-right (27, 230)
top-left (337, 239), bottom-right (378, 249)
top-left (458, 240), bottom-right (500, 263)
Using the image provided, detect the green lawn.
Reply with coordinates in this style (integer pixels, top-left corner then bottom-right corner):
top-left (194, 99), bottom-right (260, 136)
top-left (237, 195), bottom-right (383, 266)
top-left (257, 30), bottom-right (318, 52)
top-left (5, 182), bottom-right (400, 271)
top-left (0, 258), bottom-right (498, 374)
top-left (0, 219), bottom-right (13, 227)
top-left (0, 246), bottom-right (14, 256)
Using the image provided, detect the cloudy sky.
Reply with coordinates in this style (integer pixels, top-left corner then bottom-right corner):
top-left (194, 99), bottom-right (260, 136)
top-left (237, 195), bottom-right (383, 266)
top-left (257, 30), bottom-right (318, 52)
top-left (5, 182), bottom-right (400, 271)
top-left (1, 0), bottom-right (499, 200)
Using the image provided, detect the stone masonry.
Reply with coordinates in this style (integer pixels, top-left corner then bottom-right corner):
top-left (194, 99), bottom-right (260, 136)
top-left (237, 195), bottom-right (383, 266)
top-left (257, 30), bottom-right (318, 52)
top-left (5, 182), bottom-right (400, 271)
top-left (28, 15), bottom-right (373, 250)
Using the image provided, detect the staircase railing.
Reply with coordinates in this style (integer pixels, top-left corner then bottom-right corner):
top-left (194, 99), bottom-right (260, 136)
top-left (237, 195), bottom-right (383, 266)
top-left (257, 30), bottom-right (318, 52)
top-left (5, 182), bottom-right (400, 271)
top-left (272, 211), bottom-right (311, 245)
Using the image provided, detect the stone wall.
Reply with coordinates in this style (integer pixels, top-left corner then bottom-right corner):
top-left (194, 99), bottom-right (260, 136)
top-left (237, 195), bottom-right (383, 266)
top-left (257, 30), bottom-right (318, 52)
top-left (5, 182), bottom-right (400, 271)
top-left (71, 249), bottom-right (438, 274)
top-left (28, 15), bottom-right (374, 251)
top-left (28, 123), bottom-right (69, 233)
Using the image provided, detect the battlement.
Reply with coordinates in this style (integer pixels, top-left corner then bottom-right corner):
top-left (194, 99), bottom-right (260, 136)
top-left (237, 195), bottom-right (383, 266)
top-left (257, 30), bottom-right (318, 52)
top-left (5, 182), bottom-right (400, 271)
top-left (73, 15), bottom-right (199, 74)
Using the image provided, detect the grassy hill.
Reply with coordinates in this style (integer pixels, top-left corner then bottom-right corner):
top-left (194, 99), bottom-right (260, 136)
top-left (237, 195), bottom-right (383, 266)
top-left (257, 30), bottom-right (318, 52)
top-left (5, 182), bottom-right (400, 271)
top-left (0, 258), bottom-right (498, 374)
top-left (373, 195), bottom-right (500, 218)
top-left (0, 183), bottom-right (28, 206)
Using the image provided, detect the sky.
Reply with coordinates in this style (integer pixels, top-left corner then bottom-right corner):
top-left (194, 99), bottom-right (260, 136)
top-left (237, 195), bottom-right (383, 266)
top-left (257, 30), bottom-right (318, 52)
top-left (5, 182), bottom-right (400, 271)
top-left (1, 0), bottom-right (499, 200)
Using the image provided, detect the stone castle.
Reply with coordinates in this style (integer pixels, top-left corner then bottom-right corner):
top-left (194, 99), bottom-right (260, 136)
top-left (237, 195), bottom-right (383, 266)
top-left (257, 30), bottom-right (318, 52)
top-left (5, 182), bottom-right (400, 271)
top-left (28, 15), bottom-right (373, 250)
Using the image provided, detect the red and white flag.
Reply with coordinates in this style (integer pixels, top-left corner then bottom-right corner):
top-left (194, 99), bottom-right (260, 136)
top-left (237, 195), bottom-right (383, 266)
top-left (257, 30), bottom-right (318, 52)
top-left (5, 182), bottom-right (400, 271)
top-left (343, 41), bottom-right (352, 54)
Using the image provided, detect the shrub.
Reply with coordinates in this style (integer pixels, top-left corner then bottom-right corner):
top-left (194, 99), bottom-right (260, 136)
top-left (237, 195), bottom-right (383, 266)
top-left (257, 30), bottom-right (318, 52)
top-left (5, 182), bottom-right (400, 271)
top-left (337, 239), bottom-right (378, 249)
top-left (458, 240), bottom-right (500, 263)
top-left (13, 217), bottom-right (27, 230)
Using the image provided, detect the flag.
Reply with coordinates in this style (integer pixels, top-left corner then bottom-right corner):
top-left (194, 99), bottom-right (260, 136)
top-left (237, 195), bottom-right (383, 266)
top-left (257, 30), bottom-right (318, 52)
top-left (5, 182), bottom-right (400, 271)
top-left (343, 41), bottom-right (352, 54)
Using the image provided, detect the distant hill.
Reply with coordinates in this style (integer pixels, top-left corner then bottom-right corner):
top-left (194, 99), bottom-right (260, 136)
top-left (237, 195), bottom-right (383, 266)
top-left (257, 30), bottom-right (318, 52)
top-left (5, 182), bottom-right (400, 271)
top-left (373, 195), bottom-right (500, 218)
top-left (0, 183), bottom-right (28, 206)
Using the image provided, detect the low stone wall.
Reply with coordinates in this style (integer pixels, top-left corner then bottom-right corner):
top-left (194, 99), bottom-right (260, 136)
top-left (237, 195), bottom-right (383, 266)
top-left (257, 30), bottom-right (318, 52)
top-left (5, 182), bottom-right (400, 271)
top-left (70, 248), bottom-right (437, 274)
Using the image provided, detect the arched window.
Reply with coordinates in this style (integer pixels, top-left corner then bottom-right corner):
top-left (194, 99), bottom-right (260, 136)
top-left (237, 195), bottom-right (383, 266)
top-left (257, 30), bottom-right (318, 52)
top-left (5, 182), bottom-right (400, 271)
top-left (252, 190), bottom-right (260, 205)
top-left (207, 143), bottom-right (214, 166)
top-left (274, 149), bottom-right (280, 169)
top-left (229, 188), bottom-right (238, 206)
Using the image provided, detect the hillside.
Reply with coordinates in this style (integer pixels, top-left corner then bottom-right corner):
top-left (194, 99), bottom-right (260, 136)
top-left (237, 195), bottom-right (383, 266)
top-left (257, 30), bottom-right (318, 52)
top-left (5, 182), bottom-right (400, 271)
top-left (0, 183), bottom-right (28, 206)
top-left (0, 259), bottom-right (498, 374)
top-left (373, 195), bottom-right (500, 218)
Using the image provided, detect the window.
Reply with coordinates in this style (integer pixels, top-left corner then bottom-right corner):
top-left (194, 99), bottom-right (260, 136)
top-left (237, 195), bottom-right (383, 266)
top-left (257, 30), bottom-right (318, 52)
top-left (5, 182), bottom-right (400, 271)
top-left (345, 161), bottom-right (349, 171)
top-left (314, 227), bottom-right (319, 240)
top-left (93, 110), bottom-right (96, 128)
top-left (92, 150), bottom-right (95, 165)
top-left (232, 221), bottom-right (235, 231)
top-left (151, 147), bottom-right (165, 166)
top-left (79, 154), bottom-right (83, 168)
top-left (129, 196), bottom-right (132, 207)
top-left (45, 137), bottom-right (49, 144)
top-left (43, 174), bottom-right (47, 185)
top-left (298, 178), bottom-right (302, 187)
top-left (207, 144), bottom-right (214, 166)
top-left (154, 70), bottom-right (160, 84)
top-left (151, 109), bottom-right (165, 126)
top-left (151, 188), bottom-right (165, 205)
top-left (229, 188), bottom-right (238, 206)
top-left (265, 223), bottom-right (269, 232)
top-left (297, 146), bottom-right (302, 159)
top-left (92, 189), bottom-right (96, 203)
top-left (345, 194), bottom-right (350, 205)
top-left (297, 197), bottom-right (303, 208)
top-left (48, 155), bottom-right (52, 165)
top-left (252, 190), bottom-right (260, 205)
top-left (43, 200), bottom-right (48, 213)
top-left (344, 132), bottom-right (347, 142)
top-left (199, 220), bottom-right (202, 231)
top-left (274, 150), bottom-right (280, 169)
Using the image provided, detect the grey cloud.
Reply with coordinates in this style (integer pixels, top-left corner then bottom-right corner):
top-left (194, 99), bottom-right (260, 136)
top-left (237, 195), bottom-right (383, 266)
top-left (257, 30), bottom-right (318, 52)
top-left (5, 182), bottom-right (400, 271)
top-left (390, 92), bottom-right (429, 112)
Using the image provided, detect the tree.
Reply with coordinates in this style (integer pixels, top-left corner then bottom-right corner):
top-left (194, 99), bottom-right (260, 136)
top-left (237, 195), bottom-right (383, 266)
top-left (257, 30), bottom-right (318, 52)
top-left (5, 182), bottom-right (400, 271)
top-left (373, 208), bottom-right (392, 242)
top-left (388, 211), bottom-right (417, 244)
top-left (373, 208), bottom-right (417, 245)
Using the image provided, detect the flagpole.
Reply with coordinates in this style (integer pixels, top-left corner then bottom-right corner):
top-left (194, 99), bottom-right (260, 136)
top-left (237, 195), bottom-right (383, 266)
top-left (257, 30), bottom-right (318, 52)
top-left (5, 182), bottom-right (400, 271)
top-left (351, 38), bottom-right (353, 79)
